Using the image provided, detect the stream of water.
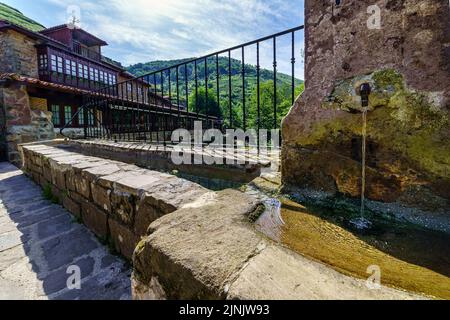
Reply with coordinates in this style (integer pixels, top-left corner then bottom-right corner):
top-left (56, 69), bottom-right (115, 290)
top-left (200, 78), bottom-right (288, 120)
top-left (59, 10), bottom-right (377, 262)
top-left (254, 198), bottom-right (450, 299)
top-left (349, 107), bottom-right (372, 230)
top-left (361, 108), bottom-right (367, 218)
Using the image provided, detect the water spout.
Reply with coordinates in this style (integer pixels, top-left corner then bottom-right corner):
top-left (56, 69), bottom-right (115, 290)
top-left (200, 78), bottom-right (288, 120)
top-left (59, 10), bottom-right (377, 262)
top-left (351, 83), bottom-right (372, 230)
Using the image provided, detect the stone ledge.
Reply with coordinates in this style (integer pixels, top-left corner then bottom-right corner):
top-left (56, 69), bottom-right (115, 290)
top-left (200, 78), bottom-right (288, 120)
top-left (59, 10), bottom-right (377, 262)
top-left (21, 143), bottom-right (210, 260)
top-left (67, 139), bottom-right (267, 183)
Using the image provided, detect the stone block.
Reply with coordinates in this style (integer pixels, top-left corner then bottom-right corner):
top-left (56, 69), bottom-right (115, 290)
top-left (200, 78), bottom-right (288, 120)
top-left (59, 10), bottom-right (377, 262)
top-left (134, 179), bottom-right (209, 237)
top-left (81, 201), bottom-right (108, 239)
top-left (111, 189), bottom-right (136, 227)
top-left (114, 173), bottom-right (165, 196)
top-left (134, 205), bottom-right (165, 238)
top-left (82, 163), bottom-right (122, 183)
top-left (109, 219), bottom-right (140, 260)
top-left (50, 185), bottom-right (62, 202)
top-left (91, 182), bottom-right (112, 212)
top-left (38, 174), bottom-right (50, 189)
top-left (42, 163), bottom-right (52, 183)
top-left (62, 195), bottom-right (81, 219)
top-left (74, 174), bottom-right (91, 200)
top-left (50, 166), bottom-right (67, 191)
top-left (133, 189), bottom-right (262, 300)
top-left (31, 171), bottom-right (40, 184)
top-left (97, 171), bottom-right (142, 190)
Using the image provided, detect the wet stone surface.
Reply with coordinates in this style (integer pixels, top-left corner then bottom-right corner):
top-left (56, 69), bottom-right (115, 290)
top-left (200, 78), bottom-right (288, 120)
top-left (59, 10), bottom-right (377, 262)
top-left (0, 162), bottom-right (131, 300)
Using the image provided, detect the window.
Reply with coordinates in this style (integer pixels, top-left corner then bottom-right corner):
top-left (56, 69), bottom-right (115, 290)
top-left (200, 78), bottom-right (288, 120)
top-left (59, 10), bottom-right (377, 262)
top-left (38, 54), bottom-right (48, 70)
top-left (51, 55), bottom-right (63, 73)
top-left (51, 55), bottom-right (57, 72)
top-left (99, 71), bottom-right (104, 83)
top-left (71, 61), bottom-right (77, 77)
top-left (94, 69), bottom-right (99, 82)
top-left (83, 65), bottom-right (89, 79)
top-left (51, 105), bottom-right (60, 126)
top-left (88, 112), bottom-right (94, 126)
top-left (65, 59), bottom-right (72, 75)
top-left (78, 109), bottom-right (84, 126)
top-left (89, 67), bottom-right (94, 81)
top-left (127, 83), bottom-right (132, 92)
top-left (64, 106), bottom-right (73, 125)
top-left (57, 56), bottom-right (63, 73)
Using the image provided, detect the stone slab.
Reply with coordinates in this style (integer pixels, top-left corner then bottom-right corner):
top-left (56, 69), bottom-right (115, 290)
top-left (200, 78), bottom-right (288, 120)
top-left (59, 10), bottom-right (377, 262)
top-left (133, 189), bottom-right (262, 299)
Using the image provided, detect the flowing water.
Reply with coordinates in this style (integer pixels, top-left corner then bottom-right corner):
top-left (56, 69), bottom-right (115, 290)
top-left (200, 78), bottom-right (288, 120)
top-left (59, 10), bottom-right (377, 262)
top-left (255, 198), bottom-right (450, 299)
top-left (361, 108), bottom-right (368, 218)
top-left (350, 108), bottom-right (372, 230)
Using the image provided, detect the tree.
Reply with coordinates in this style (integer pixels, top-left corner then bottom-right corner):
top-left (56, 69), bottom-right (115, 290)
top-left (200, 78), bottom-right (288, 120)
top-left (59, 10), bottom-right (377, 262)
top-left (188, 87), bottom-right (223, 119)
top-left (247, 81), bottom-right (304, 130)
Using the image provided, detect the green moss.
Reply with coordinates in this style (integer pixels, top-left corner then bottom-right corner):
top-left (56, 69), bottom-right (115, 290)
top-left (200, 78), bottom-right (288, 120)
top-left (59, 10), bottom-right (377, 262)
top-left (373, 69), bottom-right (404, 91)
top-left (71, 215), bottom-right (83, 225)
top-left (43, 184), bottom-right (53, 201)
top-left (42, 183), bottom-right (61, 205)
top-left (295, 68), bottom-right (449, 182)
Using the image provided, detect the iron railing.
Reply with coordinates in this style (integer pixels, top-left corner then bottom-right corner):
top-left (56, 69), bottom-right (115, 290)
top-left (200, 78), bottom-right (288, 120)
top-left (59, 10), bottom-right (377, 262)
top-left (62, 25), bottom-right (304, 146)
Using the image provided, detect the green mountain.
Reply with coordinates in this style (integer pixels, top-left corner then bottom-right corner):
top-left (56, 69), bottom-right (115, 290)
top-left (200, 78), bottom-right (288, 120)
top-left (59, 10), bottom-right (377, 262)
top-left (127, 57), bottom-right (302, 88)
top-left (0, 2), bottom-right (45, 31)
top-left (127, 58), bottom-right (304, 129)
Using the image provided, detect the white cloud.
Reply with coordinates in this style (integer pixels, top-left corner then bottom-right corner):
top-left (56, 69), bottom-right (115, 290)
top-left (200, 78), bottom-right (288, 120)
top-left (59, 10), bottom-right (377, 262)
top-left (44, 0), bottom-right (304, 76)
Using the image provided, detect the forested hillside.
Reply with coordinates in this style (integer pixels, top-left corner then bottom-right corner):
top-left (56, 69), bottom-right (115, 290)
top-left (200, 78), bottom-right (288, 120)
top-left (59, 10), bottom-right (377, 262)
top-left (128, 58), bottom-right (304, 129)
top-left (0, 2), bottom-right (44, 31)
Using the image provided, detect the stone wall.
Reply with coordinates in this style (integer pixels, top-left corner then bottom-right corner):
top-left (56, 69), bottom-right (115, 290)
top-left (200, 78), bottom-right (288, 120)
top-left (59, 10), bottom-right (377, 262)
top-left (21, 143), bottom-right (211, 260)
top-left (0, 88), bottom-right (6, 161)
top-left (0, 84), bottom-right (55, 166)
top-left (0, 29), bottom-right (39, 77)
top-left (282, 0), bottom-right (450, 212)
top-left (0, 29), bottom-right (55, 165)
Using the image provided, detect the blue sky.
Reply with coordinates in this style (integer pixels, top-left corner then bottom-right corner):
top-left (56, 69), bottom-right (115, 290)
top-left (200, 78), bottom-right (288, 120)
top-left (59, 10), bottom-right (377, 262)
top-left (3, 0), bottom-right (304, 75)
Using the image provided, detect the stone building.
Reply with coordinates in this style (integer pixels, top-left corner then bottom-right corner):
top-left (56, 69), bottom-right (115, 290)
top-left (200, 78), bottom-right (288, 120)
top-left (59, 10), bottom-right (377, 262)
top-left (0, 21), bottom-right (152, 165)
top-left (282, 0), bottom-right (450, 214)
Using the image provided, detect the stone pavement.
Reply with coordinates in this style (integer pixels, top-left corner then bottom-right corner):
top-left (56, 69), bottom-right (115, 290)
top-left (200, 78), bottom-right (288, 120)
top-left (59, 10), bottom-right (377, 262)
top-left (0, 162), bottom-right (131, 300)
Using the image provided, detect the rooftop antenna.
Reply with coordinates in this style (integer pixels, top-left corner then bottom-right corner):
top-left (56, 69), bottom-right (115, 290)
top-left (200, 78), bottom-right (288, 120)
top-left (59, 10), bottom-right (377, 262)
top-left (67, 9), bottom-right (80, 29)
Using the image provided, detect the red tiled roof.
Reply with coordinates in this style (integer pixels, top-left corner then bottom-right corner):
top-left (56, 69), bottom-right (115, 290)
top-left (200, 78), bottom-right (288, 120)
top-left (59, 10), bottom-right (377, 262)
top-left (0, 73), bottom-right (92, 95)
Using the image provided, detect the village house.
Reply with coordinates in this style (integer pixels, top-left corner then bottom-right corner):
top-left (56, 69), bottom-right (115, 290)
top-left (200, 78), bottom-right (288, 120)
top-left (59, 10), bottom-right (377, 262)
top-left (0, 21), bottom-right (157, 165)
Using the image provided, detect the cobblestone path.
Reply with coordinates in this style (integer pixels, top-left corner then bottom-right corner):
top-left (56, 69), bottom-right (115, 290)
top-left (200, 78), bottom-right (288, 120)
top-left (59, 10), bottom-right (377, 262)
top-left (0, 162), bottom-right (131, 300)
